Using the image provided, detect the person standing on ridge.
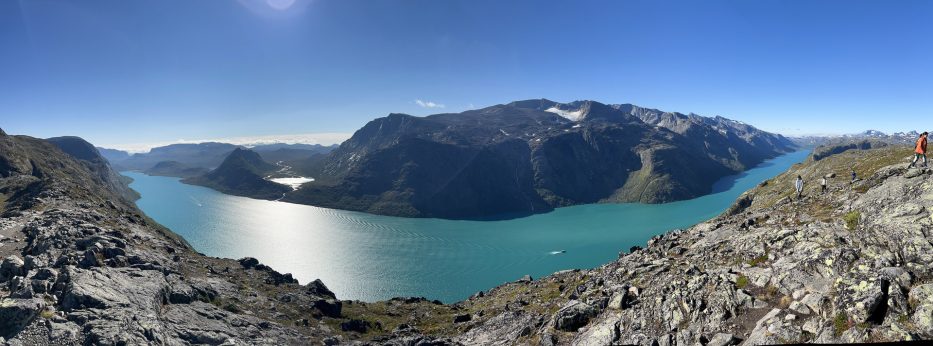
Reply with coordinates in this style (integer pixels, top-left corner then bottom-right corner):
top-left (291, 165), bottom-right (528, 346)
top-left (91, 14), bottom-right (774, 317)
top-left (795, 175), bottom-right (804, 200)
top-left (851, 169), bottom-right (857, 183)
top-left (909, 131), bottom-right (928, 168)
top-left (821, 176), bottom-right (827, 194)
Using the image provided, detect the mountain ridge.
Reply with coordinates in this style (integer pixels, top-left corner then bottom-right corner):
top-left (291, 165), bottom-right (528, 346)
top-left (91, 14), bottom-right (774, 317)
top-left (284, 99), bottom-right (795, 218)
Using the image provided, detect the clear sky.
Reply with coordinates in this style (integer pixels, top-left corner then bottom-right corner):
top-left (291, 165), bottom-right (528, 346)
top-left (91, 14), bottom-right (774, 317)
top-left (2, 0), bottom-right (932, 151)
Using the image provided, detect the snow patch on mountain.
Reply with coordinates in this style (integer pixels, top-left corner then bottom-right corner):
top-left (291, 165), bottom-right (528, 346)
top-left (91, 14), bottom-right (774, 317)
top-left (544, 107), bottom-right (585, 121)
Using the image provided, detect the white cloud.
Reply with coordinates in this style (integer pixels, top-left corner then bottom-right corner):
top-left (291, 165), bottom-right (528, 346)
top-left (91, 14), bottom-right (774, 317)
top-left (103, 132), bottom-right (352, 153)
top-left (415, 99), bottom-right (445, 109)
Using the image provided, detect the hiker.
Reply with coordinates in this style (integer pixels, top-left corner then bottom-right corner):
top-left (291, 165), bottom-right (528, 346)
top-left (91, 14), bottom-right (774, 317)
top-left (851, 169), bottom-right (857, 183)
top-left (909, 131), bottom-right (928, 168)
top-left (795, 175), bottom-right (804, 199)
top-left (821, 176), bottom-right (827, 193)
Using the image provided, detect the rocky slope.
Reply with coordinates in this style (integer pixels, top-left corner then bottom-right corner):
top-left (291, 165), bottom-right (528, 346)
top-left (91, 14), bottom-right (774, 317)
top-left (0, 131), bottom-right (337, 344)
top-left (3, 127), bottom-right (930, 345)
top-left (182, 148), bottom-right (290, 200)
top-left (286, 99), bottom-right (795, 218)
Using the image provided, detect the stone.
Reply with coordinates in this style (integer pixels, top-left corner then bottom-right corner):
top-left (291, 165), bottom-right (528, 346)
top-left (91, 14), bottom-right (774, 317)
top-left (801, 293), bottom-right (825, 315)
top-left (571, 313), bottom-right (621, 346)
top-left (305, 279), bottom-right (336, 299)
top-left (789, 301), bottom-right (810, 315)
top-left (312, 298), bottom-right (343, 318)
top-left (453, 314), bottom-right (471, 323)
top-left (607, 292), bottom-right (627, 310)
top-left (706, 333), bottom-right (739, 346)
top-left (340, 319), bottom-right (370, 333)
top-left (911, 304), bottom-right (933, 335)
top-left (554, 300), bottom-right (597, 332)
top-left (0, 298), bottom-right (44, 337)
top-left (238, 257), bottom-right (260, 269)
top-left (0, 255), bottom-right (25, 281)
top-left (905, 169), bottom-right (927, 179)
top-left (909, 284), bottom-right (933, 305)
top-left (456, 311), bottom-right (536, 345)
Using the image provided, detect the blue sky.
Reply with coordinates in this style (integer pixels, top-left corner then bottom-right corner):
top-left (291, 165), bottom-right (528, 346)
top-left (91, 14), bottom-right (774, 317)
top-left (2, 0), bottom-right (932, 150)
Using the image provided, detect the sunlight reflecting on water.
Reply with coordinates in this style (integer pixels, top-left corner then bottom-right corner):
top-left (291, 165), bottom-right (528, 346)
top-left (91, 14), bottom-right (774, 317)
top-left (125, 149), bottom-right (809, 303)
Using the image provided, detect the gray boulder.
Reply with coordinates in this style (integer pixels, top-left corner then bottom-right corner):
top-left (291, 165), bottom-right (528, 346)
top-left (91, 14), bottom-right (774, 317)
top-left (0, 298), bottom-right (45, 337)
top-left (554, 300), bottom-right (597, 332)
top-left (0, 255), bottom-right (25, 282)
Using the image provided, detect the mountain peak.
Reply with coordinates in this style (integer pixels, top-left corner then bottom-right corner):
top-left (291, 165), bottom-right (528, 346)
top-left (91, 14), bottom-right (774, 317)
top-left (506, 99), bottom-right (559, 110)
top-left (182, 148), bottom-right (288, 200)
top-left (46, 136), bottom-right (106, 163)
top-left (220, 148), bottom-right (276, 174)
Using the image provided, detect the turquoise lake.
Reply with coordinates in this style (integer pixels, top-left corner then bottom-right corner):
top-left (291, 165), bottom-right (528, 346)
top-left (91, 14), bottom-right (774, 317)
top-left (123, 149), bottom-right (808, 303)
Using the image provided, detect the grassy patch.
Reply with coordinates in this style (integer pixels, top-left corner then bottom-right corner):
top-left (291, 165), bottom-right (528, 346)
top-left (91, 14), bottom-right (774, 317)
top-left (736, 275), bottom-right (749, 289)
top-left (40, 309), bottom-right (55, 319)
top-left (747, 254), bottom-right (768, 267)
top-left (834, 312), bottom-right (851, 336)
top-left (844, 211), bottom-right (860, 230)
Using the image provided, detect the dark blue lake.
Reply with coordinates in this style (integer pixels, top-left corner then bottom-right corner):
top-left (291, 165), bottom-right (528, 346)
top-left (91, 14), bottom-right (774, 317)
top-left (123, 149), bottom-right (808, 303)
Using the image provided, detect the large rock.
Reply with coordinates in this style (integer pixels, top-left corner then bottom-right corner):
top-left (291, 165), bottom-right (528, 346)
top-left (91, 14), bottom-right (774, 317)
top-left (909, 284), bottom-right (933, 334)
top-left (456, 311), bottom-right (536, 345)
top-left (60, 267), bottom-right (167, 311)
top-left (0, 298), bottom-right (45, 337)
top-left (554, 300), bottom-right (597, 332)
top-left (0, 255), bottom-right (25, 282)
top-left (305, 278), bottom-right (336, 298)
top-left (571, 312), bottom-right (621, 346)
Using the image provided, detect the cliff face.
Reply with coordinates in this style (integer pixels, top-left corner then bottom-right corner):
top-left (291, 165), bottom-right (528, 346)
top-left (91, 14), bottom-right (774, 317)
top-left (286, 100), bottom-right (795, 219)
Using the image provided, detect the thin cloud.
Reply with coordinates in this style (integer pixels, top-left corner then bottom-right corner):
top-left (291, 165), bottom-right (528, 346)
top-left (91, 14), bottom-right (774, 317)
top-left (415, 99), bottom-right (445, 109)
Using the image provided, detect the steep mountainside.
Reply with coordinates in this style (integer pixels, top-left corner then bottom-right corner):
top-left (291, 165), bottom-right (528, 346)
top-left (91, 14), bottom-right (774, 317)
top-left (182, 148), bottom-right (290, 200)
top-left (44, 136), bottom-right (139, 202)
top-left (143, 161), bottom-right (210, 178)
top-left (285, 99), bottom-right (795, 218)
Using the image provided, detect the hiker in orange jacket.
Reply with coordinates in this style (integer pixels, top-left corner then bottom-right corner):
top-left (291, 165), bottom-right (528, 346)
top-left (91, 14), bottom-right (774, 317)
top-left (910, 131), bottom-right (928, 168)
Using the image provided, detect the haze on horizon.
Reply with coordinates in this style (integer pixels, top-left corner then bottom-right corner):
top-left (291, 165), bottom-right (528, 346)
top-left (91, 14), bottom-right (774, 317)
top-left (2, 0), bottom-right (932, 151)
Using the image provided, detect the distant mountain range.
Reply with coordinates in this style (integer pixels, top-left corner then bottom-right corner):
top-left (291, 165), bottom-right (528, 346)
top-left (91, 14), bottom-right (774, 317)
top-left (793, 130), bottom-right (923, 147)
top-left (97, 143), bottom-right (337, 177)
top-left (143, 161), bottom-right (210, 178)
top-left (89, 99), bottom-right (797, 218)
top-left (282, 99), bottom-right (796, 218)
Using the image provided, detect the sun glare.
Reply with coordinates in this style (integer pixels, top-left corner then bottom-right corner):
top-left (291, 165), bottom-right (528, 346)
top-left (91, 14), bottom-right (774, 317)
top-left (266, 0), bottom-right (296, 10)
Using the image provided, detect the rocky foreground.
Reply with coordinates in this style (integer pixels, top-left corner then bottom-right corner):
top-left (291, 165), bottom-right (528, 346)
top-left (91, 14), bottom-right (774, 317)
top-left (2, 128), bottom-right (933, 345)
